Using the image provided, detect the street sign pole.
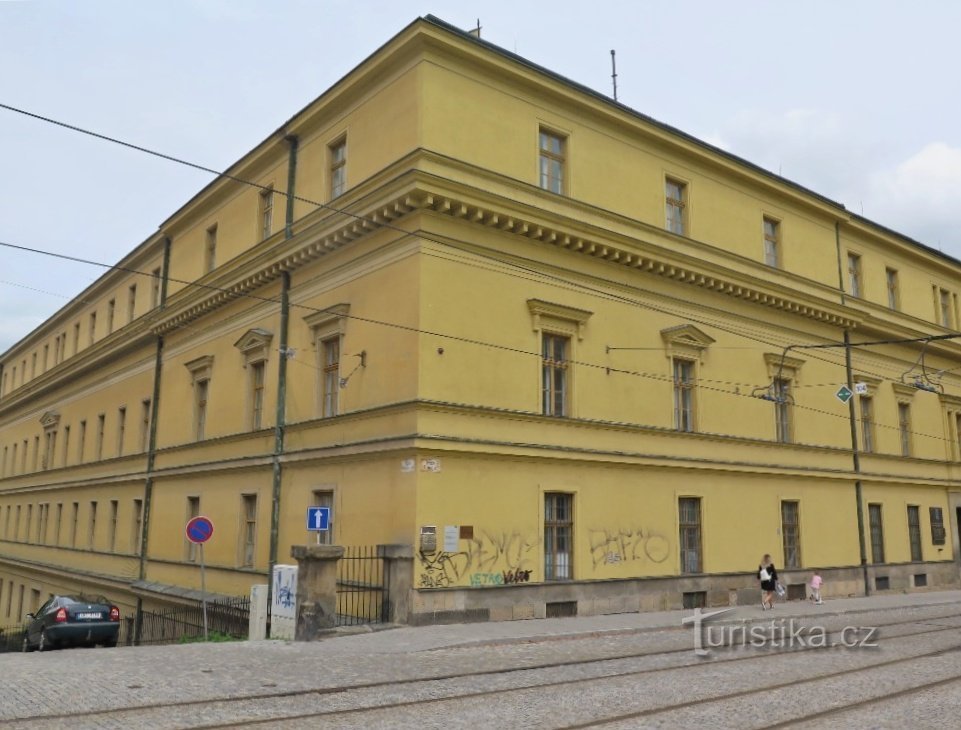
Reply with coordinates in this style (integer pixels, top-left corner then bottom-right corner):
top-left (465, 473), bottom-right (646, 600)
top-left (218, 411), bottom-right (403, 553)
top-left (185, 516), bottom-right (215, 642)
top-left (200, 542), bottom-right (208, 642)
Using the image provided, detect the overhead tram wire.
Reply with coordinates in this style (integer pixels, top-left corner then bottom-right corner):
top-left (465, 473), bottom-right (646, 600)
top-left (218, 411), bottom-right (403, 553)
top-left (2, 104), bottom-right (961, 442)
top-left (1, 100), bottom-right (951, 390)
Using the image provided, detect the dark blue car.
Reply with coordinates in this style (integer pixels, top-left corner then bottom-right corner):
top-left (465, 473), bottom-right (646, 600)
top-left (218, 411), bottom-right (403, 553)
top-left (22, 595), bottom-right (120, 651)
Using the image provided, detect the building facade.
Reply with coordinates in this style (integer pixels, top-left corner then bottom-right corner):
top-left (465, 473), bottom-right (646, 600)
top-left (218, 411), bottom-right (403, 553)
top-left (2, 16), bottom-right (960, 626)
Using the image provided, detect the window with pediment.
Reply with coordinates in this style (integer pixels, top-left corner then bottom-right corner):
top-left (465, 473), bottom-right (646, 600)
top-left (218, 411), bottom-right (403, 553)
top-left (528, 300), bottom-right (593, 418)
top-left (304, 304), bottom-right (350, 418)
top-left (661, 325), bottom-right (714, 433)
top-left (234, 329), bottom-right (273, 430)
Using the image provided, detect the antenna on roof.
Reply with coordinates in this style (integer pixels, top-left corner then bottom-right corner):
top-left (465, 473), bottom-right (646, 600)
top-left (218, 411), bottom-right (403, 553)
top-left (468, 19), bottom-right (481, 38)
top-left (610, 50), bottom-right (618, 101)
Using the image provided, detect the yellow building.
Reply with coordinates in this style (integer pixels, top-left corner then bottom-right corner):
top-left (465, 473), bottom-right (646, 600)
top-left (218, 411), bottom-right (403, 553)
top-left (2, 16), bottom-right (960, 627)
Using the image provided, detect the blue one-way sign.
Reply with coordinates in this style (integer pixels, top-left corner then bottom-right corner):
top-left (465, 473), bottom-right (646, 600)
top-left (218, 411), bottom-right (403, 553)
top-left (307, 506), bottom-right (331, 531)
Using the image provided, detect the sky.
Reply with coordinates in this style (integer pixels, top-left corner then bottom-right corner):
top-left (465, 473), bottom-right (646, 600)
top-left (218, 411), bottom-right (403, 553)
top-left (2, 0), bottom-right (961, 353)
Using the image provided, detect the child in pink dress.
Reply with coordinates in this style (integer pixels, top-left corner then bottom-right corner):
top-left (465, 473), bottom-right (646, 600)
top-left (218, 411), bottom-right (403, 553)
top-left (809, 571), bottom-right (823, 604)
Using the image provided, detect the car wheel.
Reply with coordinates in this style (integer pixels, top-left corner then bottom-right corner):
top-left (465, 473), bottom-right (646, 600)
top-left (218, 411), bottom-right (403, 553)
top-left (21, 634), bottom-right (31, 653)
top-left (38, 630), bottom-right (51, 652)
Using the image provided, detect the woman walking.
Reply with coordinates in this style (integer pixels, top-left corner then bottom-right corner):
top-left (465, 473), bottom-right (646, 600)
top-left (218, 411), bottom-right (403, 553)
top-left (758, 554), bottom-right (778, 610)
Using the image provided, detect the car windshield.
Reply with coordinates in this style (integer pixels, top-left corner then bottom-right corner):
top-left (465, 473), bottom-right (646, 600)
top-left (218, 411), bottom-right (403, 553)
top-left (61, 595), bottom-right (108, 606)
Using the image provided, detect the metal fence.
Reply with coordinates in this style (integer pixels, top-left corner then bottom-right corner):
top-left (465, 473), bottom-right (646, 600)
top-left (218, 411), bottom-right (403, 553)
top-left (337, 545), bottom-right (388, 625)
top-left (122, 595), bottom-right (250, 646)
top-left (0, 624), bottom-right (25, 653)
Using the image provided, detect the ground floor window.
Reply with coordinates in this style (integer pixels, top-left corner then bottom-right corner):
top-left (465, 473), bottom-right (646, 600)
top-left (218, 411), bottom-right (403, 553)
top-left (544, 492), bottom-right (573, 580)
top-left (679, 497), bottom-right (702, 573)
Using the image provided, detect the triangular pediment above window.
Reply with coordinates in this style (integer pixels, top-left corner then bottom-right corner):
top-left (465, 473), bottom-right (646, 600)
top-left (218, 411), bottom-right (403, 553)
top-left (660, 324), bottom-right (715, 358)
top-left (39, 411), bottom-right (61, 430)
top-left (234, 328), bottom-right (274, 366)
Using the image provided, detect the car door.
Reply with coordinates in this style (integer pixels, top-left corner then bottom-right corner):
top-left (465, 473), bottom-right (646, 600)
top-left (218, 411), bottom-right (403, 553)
top-left (26, 597), bottom-right (58, 646)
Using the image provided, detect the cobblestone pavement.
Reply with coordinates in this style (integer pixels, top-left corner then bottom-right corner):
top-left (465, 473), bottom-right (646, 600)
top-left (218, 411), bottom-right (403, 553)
top-left (1, 590), bottom-right (960, 728)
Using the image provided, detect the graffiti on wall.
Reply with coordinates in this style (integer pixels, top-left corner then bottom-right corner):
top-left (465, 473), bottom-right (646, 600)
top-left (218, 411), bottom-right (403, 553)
top-left (418, 530), bottom-right (540, 588)
top-left (588, 526), bottom-right (670, 569)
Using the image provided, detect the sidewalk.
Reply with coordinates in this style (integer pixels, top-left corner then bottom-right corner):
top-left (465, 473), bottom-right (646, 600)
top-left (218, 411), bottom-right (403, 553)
top-left (321, 588), bottom-right (961, 654)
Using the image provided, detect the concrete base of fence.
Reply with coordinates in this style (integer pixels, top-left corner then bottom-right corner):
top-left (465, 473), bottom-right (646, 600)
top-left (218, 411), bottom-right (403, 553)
top-left (291, 544), bottom-right (344, 640)
top-left (378, 544), bottom-right (414, 624)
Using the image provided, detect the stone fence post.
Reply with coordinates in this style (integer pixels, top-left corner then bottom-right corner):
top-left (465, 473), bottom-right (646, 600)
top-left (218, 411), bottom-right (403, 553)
top-left (291, 544), bottom-right (344, 640)
top-left (378, 544), bottom-right (414, 624)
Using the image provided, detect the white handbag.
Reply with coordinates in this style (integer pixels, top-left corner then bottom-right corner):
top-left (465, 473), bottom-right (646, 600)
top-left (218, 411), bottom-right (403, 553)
top-left (759, 567), bottom-right (771, 582)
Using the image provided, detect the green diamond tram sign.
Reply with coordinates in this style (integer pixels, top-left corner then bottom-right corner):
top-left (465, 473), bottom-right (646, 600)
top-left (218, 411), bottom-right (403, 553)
top-left (836, 386), bottom-right (854, 404)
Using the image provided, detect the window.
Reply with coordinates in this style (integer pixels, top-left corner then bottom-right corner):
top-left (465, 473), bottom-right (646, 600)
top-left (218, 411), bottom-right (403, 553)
top-left (14, 505), bottom-right (21, 541)
top-left (70, 502), bottom-right (79, 548)
top-left (73, 323), bottom-right (80, 354)
top-left (907, 505), bottom-right (922, 561)
top-left (773, 377), bottom-right (792, 443)
top-left (43, 430), bottom-right (56, 470)
top-left (88, 501), bottom-right (97, 549)
top-left (117, 407), bottom-right (126, 456)
top-left (62, 425), bottom-right (70, 466)
top-left (678, 497), bottom-right (702, 573)
top-left (886, 268), bottom-right (899, 310)
top-left (186, 496), bottom-right (200, 562)
top-left (329, 138), bottom-right (346, 198)
top-left (39, 503), bottom-right (49, 544)
top-left (322, 337), bottom-right (340, 418)
top-left (205, 224), bottom-right (217, 273)
top-left (89, 312), bottom-right (97, 345)
top-left (141, 399), bottom-right (151, 452)
top-left (107, 299), bottom-right (115, 333)
top-left (259, 186), bottom-right (274, 240)
top-left (25, 504), bottom-right (32, 542)
top-left (132, 499), bottom-right (143, 555)
top-left (53, 503), bottom-right (62, 546)
top-left (763, 217), bottom-right (780, 267)
top-left (781, 501), bottom-right (801, 569)
top-left (32, 436), bottom-right (39, 471)
top-left (42, 344), bottom-right (49, 371)
top-left (847, 253), bottom-right (862, 297)
top-left (96, 414), bottom-right (105, 460)
top-left (151, 267), bottom-right (162, 308)
top-left (20, 439), bottom-right (27, 473)
top-left (127, 284), bottom-right (137, 322)
top-left (542, 333), bottom-right (570, 417)
top-left (898, 402), bottom-right (912, 456)
top-left (30, 352), bottom-right (36, 378)
top-left (665, 178), bottom-right (687, 235)
top-left (11, 442), bottom-right (18, 475)
top-left (538, 129), bottom-right (566, 194)
top-left (311, 489), bottom-right (334, 545)
top-left (108, 500), bottom-right (118, 552)
top-left (251, 362), bottom-right (265, 429)
top-left (930, 506), bottom-right (946, 545)
top-left (78, 420), bottom-right (86, 463)
top-left (673, 359), bottom-right (696, 432)
top-left (241, 494), bottom-right (257, 568)
top-left (544, 492), bottom-right (573, 580)
top-left (860, 396), bottom-right (875, 453)
top-left (938, 288), bottom-right (954, 328)
top-left (195, 379), bottom-right (209, 440)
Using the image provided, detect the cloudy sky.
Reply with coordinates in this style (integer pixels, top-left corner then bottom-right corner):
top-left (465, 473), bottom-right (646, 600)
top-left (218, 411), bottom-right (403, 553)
top-left (2, 0), bottom-right (960, 353)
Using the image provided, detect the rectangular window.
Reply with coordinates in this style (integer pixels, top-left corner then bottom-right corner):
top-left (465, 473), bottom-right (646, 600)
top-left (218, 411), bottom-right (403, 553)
top-left (205, 224), bottom-right (217, 273)
top-left (544, 492), bottom-right (573, 580)
top-left (25, 504), bottom-right (32, 543)
top-left (311, 489), bottom-right (334, 546)
top-left (773, 377), bottom-right (792, 443)
top-left (78, 420), bottom-right (86, 463)
top-left (665, 178), bottom-right (687, 235)
top-left (260, 186), bottom-right (274, 240)
top-left (127, 284), bottom-right (137, 322)
top-left (907, 505), bottom-right (922, 561)
top-left (14, 505), bottom-right (21, 541)
top-left (20, 439), bottom-right (27, 473)
top-left (781, 500), bottom-right (801, 569)
top-left (70, 502), bottom-right (79, 548)
top-left (117, 407), bottom-right (126, 456)
top-left (860, 396), bottom-right (875, 453)
top-left (32, 436), bottom-right (39, 471)
top-left (132, 499), bottom-right (143, 555)
top-left (43, 430), bottom-right (56, 470)
top-left (108, 500), bottom-right (118, 552)
top-left (763, 217), bottom-right (779, 267)
top-left (886, 268), bottom-right (899, 310)
top-left (186, 496), bottom-right (200, 562)
top-left (62, 425), bottom-right (70, 466)
top-left (538, 129), bottom-right (566, 194)
top-left (10, 443), bottom-right (16, 476)
top-left (73, 323), bottom-right (80, 354)
top-left (898, 402), bottom-right (912, 457)
top-left (31, 352), bottom-right (36, 377)
top-left (848, 253), bottom-right (862, 297)
top-left (42, 344), bottom-right (48, 371)
top-left (930, 506), bottom-right (946, 545)
top-left (241, 494), bottom-right (257, 567)
top-left (322, 337), bottom-right (340, 418)
top-left (54, 503), bottom-right (62, 546)
top-left (151, 267), bottom-right (162, 308)
top-left (673, 359), bottom-right (696, 432)
top-left (251, 362), bottom-right (265, 429)
top-left (40, 503), bottom-right (49, 544)
top-left (96, 414), bottom-right (105, 460)
top-left (88, 501), bottom-right (97, 549)
top-left (939, 288), bottom-right (953, 327)
top-left (679, 497), bottom-right (702, 573)
top-left (541, 333), bottom-right (569, 417)
top-left (195, 379), bottom-right (209, 440)
top-left (141, 399), bottom-right (151, 452)
top-left (89, 312), bottom-right (97, 345)
top-left (107, 299), bottom-right (115, 333)
top-left (329, 138), bottom-right (347, 198)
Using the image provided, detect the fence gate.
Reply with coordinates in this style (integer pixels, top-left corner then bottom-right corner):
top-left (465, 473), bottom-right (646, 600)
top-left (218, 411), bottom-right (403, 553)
top-left (337, 546), bottom-right (389, 625)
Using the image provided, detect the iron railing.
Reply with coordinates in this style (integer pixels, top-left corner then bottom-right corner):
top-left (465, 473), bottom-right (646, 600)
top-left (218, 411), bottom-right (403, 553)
top-left (337, 545), bottom-right (388, 625)
top-left (123, 595), bottom-right (250, 646)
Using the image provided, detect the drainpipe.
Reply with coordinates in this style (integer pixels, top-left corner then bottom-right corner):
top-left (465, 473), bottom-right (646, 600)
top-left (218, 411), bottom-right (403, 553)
top-left (267, 135), bottom-right (298, 611)
top-left (835, 221), bottom-right (870, 596)
top-left (134, 235), bottom-right (172, 644)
